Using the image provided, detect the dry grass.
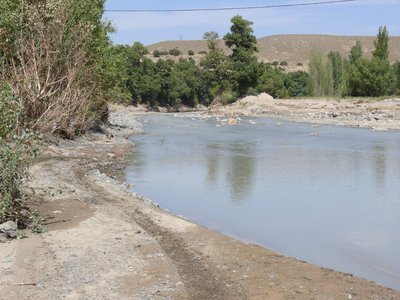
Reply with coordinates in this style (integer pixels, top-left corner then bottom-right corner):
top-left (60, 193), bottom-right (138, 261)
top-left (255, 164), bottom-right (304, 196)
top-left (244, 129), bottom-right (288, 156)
top-left (146, 34), bottom-right (400, 69)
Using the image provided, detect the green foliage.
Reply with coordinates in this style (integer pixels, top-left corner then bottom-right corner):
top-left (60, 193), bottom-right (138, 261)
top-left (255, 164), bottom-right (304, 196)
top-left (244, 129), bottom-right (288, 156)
top-left (220, 90), bottom-right (238, 105)
top-left (256, 64), bottom-right (287, 98)
top-left (392, 61), bottom-right (400, 95)
top-left (224, 15), bottom-right (260, 97)
top-left (198, 50), bottom-right (208, 55)
top-left (1, 0), bottom-right (113, 138)
top-left (203, 31), bottom-right (220, 51)
top-left (280, 61), bottom-right (288, 66)
top-left (188, 50), bottom-right (195, 56)
top-left (328, 51), bottom-right (347, 97)
top-left (309, 51), bottom-right (334, 97)
top-left (348, 58), bottom-right (395, 97)
top-left (349, 41), bottom-right (363, 64)
top-left (224, 16), bottom-right (257, 55)
top-left (0, 88), bottom-right (38, 225)
top-left (200, 37), bottom-right (229, 98)
top-left (169, 48), bottom-right (182, 56)
top-left (285, 71), bottom-right (312, 97)
top-left (372, 26), bottom-right (389, 60)
top-left (28, 211), bottom-right (47, 233)
top-left (153, 49), bottom-right (161, 57)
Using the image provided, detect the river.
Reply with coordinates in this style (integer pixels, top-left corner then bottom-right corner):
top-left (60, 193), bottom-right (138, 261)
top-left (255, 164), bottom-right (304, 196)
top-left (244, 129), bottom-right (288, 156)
top-left (126, 113), bottom-right (400, 290)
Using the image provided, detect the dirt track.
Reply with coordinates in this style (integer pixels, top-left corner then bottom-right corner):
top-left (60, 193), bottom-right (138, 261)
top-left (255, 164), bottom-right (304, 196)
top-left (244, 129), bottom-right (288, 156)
top-left (1, 105), bottom-right (400, 299)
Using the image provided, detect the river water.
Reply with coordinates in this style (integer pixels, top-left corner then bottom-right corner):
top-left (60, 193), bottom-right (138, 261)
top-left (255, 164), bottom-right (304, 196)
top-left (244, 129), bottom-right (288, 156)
top-left (126, 113), bottom-right (400, 290)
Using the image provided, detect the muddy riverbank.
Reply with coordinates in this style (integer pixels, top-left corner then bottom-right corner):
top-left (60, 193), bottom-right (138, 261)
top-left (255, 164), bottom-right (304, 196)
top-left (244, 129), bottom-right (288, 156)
top-left (1, 104), bottom-right (399, 299)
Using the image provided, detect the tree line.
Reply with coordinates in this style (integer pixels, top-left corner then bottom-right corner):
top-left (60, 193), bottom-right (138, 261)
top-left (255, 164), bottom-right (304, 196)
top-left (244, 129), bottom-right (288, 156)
top-left (310, 26), bottom-right (400, 97)
top-left (108, 20), bottom-right (400, 109)
top-left (108, 15), bottom-right (313, 109)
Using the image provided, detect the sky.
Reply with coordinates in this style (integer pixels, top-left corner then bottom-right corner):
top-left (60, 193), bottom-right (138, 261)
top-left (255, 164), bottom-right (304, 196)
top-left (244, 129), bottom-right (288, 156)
top-left (103, 0), bottom-right (400, 46)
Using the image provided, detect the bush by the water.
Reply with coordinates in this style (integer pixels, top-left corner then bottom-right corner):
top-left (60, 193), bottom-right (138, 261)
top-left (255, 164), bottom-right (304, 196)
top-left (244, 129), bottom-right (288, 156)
top-left (0, 0), bottom-right (112, 138)
top-left (0, 88), bottom-right (37, 225)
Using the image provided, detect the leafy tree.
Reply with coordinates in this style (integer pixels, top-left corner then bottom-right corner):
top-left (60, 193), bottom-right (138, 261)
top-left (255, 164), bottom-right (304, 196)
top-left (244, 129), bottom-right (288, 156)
top-left (203, 31), bottom-right (220, 51)
top-left (392, 61), bottom-right (400, 95)
top-left (309, 51), bottom-right (334, 97)
top-left (256, 64), bottom-right (287, 98)
top-left (224, 15), bottom-right (260, 97)
top-left (285, 71), bottom-right (312, 97)
top-left (1, 0), bottom-right (113, 138)
top-left (349, 41), bottom-right (362, 64)
top-left (372, 25), bottom-right (389, 60)
top-left (224, 16), bottom-right (257, 55)
top-left (173, 59), bottom-right (203, 107)
top-left (201, 30), bottom-right (229, 98)
top-left (348, 58), bottom-right (394, 97)
top-left (328, 51), bottom-right (347, 96)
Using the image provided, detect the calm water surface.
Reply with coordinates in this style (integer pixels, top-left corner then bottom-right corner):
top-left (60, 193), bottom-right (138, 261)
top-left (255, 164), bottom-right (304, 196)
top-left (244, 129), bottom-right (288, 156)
top-left (126, 113), bottom-right (400, 290)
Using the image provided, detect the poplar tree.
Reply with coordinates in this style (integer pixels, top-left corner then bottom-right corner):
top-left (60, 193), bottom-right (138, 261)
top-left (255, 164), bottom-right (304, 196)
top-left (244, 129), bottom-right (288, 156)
top-left (372, 26), bottom-right (389, 60)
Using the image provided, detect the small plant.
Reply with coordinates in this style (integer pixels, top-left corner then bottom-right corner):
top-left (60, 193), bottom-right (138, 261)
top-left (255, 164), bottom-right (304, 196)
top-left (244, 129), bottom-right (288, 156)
top-left (297, 62), bottom-right (303, 66)
top-left (220, 90), bottom-right (238, 105)
top-left (29, 211), bottom-right (47, 233)
top-left (159, 50), bottom-right (169, 56)
top-left (0, 88), bottom-right (41, 226)
top-left (169, 48), bottom-right (181, 56)
top-left (280, 61), bottom-right (288, 66)
top-left (272, 61), bottom-right (279, 66)
top-left (188, 49), bottom-right (195, 56)
top-left (198, 50), bottom-right (208, 55)
top-left (153, 49), bottom-right (161, 57)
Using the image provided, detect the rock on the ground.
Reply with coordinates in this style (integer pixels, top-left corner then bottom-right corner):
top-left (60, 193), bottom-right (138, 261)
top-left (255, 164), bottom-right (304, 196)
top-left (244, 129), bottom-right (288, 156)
top-left (0, 220), bottom-right (18, 239)
top-left (108, 109), bottom-right (143, 133)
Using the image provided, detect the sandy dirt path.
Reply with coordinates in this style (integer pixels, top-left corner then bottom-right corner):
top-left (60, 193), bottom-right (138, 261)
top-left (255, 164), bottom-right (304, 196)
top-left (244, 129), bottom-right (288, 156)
top-left (1, 105), bottom-right (399, 299)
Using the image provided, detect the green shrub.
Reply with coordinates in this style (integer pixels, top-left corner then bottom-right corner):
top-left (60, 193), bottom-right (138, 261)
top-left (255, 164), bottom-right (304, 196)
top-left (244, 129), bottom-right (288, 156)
top-left (188, 49), bottom-right (195, 56)
top-left (0, 89), bottom-right (35, 225)
top-left (297, 62), bottom-right (303, 66)
top-left (153, 49), bottom-right (161, 57)
top-left (272, 61), bottom-right (279, 66)
top-left (198, 50), bottom-right (208, 55)
top-left (285, 71), bottom-right (312, 97)
top-left (220, 90), bottom-right (238, 105)
top-left (280, 61), bottom-right (288, 66)
top-left (169, 48), bottom-right (182, 56)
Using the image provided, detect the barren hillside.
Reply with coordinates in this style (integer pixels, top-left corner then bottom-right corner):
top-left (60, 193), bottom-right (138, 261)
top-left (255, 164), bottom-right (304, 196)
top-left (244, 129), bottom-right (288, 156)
top-left (146, 34), bottom-right (400, 70)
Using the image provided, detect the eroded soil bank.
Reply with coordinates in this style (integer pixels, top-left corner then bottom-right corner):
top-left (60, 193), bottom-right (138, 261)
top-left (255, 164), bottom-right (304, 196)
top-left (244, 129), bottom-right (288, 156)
top-left (1, 104), bottom-right (400, 299)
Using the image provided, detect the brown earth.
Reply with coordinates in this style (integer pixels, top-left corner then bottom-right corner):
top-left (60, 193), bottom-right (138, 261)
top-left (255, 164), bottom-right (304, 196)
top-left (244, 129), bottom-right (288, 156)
top-left (209, 94), bottom-right (400, 131)
top-left (146, 34), bottom-right (400, 71)
top-left (1, 105), bottom-right (400, 299)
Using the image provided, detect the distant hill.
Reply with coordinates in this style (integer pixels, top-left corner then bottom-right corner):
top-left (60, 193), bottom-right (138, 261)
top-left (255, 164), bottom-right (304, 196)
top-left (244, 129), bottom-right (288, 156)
top-left (146, 34), bottom-right (400, 71)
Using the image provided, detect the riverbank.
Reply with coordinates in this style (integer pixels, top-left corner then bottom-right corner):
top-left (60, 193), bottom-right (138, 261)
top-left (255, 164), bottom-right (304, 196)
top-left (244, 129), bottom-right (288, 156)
top-left (1, 105), bottom-right (399, 299)
top-left (209, 94), bottom-right (400, 131)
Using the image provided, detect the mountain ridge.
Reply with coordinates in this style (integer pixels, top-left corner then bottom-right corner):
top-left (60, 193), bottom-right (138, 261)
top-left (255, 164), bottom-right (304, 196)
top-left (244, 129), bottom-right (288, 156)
top-left (146, 34), bottom-right (400, 68)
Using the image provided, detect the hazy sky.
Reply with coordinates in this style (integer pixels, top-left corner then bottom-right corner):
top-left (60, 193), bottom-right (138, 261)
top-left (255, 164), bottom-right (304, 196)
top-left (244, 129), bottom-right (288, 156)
top-left (104, 0), bottom-right (400, 46)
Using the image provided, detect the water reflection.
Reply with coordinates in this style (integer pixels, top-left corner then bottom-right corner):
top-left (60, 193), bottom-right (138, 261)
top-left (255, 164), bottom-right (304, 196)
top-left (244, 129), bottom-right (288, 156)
top-left (205, 144), bottom-right (221, 191)
top-left (225, 143), bottom-right (256, 204)
top-left (372, 144), bottom-right (387, 192)
top-left (127, 114), bottom-right (400, 290)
